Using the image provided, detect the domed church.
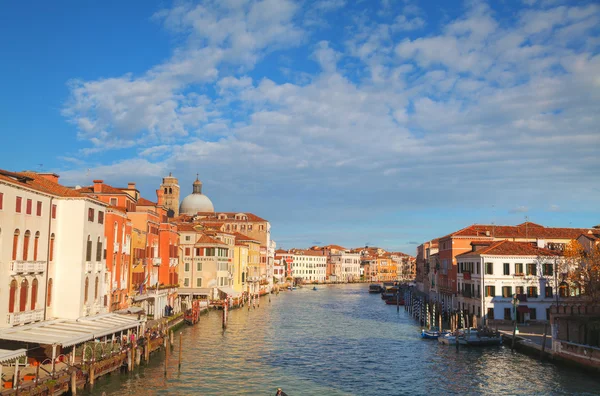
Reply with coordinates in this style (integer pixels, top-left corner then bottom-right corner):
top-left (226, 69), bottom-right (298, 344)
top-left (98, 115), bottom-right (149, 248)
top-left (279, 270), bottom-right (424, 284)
top-left (179, 175), bottom-right (215, 215)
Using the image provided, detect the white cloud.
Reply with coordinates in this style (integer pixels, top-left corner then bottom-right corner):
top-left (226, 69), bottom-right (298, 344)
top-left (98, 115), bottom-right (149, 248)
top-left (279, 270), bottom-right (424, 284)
top-left (509, 206), bottom-right (529, 214)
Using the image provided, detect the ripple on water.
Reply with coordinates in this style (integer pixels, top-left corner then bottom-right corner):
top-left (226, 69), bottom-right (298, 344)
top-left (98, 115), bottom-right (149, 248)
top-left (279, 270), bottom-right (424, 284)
top-left (86, 284), bottom-right (600, 396)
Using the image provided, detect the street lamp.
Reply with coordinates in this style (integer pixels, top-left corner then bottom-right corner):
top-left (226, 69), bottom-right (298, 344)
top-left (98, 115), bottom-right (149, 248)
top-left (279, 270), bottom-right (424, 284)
top-left (512, 293), bottom-right (520, 351)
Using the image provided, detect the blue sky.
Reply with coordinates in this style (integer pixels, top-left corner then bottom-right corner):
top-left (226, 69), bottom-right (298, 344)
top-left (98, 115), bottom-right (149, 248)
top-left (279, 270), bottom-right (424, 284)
top-left (1, 0), bottom-right (599, 254)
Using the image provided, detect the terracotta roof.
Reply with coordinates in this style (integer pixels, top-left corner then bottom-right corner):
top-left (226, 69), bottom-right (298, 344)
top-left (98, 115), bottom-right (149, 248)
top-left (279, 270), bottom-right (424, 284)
top-left (194, 212), bottom-right (267, 222)
top-left (176, 223), bottom-right (201, 232)
top-left (195, 234), bottom-right (227, 246)
top-left (440, 222), bottom-right (592, 241)
top-left (78, 183), bottom-right (126, 195)
top-left (0, 170), bottom-right (94, 199)
top-left (233, 232), bottom-right (259, 243)
top-left (136, 197), bottom-right (156, 206)
top-left (456, 240), bottom-right (563, 258)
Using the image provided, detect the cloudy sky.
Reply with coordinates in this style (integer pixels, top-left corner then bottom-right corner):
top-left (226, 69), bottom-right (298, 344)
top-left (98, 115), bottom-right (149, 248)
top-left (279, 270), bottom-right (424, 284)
top-left (2, 0), bottom-right (599, 253)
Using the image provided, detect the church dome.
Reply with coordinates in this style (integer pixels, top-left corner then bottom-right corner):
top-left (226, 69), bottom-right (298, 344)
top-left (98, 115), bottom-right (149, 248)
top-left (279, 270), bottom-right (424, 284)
top-left (180, 176), bottom-right (215, 215)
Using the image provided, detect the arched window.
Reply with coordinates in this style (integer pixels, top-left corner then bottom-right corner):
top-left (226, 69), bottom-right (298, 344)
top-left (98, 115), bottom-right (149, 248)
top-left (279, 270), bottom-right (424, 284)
top-left (169, 187), bottom-right (172, 194)
top-left (559, 282), bottom-right (569, 298)
top-left (164, 187), bottom-right (168, 194)
top-left (9, 280), bottom-right (17, 313)
top-left (12, 229), bottom-right (20, 260)
top-left (94, 277), bottom-right (99, 300)
top-left (114, 222), bottom-right (118, 244)
top-left (23, 230), bottom-right (31, 260)
top-left (86, 235), bottom-right (92, 261)
top-left (47, 278), bottom-right (53, 307)
top-left (96, 237), bottom-right (103, 261)
top-left (84, 277), bottom-right (89, 303)
top-left (49, 233), bottom-right (55, 261)
top-left (34, 231), bottom-right (40, 261)
top-left (19, 279), bottom-right (29, 312)
top-left (31, 278), bottom-right (38, 310)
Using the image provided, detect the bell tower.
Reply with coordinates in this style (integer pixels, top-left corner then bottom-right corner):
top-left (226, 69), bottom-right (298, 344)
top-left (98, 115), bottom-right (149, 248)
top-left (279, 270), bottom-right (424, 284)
top-left (158, 173), bottom-right (180, 217)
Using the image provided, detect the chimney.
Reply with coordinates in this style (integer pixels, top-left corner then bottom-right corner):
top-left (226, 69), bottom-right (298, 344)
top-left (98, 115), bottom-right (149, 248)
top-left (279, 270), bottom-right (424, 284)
top-left (93, 179), bottom-right (103, 193)
top-left (128, 182), bottom-right (136, 190)
top-left (156, 188), bottom-right (164, 206)
top-left (38, 173), bottom-right (60, 183)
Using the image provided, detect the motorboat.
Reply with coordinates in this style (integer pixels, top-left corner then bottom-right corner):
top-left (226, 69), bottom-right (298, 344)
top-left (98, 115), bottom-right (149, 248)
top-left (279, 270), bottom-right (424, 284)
top-left (421, 327), bottom-right (449, 339)
top-left (457, 328), bottom-right (503, 346)
top-left (369, 284), bottom-right (383, 293)
top-left (438, 332), bottom-right (457, 345)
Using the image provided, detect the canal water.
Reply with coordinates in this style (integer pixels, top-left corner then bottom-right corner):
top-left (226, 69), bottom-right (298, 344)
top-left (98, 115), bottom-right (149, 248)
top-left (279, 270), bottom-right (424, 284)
top-left (88, 284), bottom-right (600, 395)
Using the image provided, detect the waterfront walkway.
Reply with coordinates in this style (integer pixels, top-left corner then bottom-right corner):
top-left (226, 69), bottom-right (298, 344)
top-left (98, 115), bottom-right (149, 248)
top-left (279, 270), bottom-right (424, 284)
top-left (495, 323), bottom-right (552, 349)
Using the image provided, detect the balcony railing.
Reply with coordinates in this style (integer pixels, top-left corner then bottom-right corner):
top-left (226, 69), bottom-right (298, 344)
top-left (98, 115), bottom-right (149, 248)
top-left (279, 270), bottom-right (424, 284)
top-left (7, 309), bottom-right (44, 325)
top-left (10, 260), bottom-right (46, 274)
top-left (152, 257), bottom-right (162, 266)
top-left (114, 242), bottom-right (120, 253)
top-left (85, 261), bottom-right (93, 272)
top-left (95, 261), bottom-right (103, 272)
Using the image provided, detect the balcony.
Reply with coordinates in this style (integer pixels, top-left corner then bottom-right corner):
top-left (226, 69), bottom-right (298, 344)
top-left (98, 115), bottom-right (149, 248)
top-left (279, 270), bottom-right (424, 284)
top-left (114, 242), bottom-right (120, 253)
top-left (7, 309), bottom-right (44, 326)
top-left (10, 260), bottom-right (46, 274)
top-left (85, 261), bottom-right (93, 272)
top-left (152, 257), bottom-right (162, 266)
top-left (95, 261), bottom-right (103, 272)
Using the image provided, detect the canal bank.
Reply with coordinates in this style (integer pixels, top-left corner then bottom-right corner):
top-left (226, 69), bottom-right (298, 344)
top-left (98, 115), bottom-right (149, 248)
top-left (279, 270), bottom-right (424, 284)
top-left (85, 284), bottom-right (600, 395)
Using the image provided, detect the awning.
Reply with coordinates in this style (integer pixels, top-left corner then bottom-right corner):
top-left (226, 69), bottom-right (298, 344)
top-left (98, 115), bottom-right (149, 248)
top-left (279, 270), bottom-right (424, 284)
top-left (178, 288), bottom-right (212, 296)
top-left (0, 314), bottom-right (141, 347)
top-left (517, 305), bottom-right (531, 313)
top-left (0, 348), bottom-right (27, 364)
top-left (218, 287), bottom-right (242, 298)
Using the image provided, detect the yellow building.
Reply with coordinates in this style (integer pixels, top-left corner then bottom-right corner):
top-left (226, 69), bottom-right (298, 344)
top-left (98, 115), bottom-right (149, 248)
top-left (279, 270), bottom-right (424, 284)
top-left (233, 244), bottom-right (248, 294)
top-left (233, 233), bottom-right (261, 294)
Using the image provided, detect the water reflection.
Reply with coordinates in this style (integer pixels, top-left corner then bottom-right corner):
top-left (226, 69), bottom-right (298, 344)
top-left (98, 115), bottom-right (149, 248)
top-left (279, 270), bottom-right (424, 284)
top-left (87, 284), bottom-right (600, 395)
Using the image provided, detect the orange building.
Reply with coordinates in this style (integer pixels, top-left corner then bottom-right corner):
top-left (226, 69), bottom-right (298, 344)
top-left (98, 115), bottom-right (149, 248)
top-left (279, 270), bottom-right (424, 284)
top-left (77, 180), bottom-right (136, 311)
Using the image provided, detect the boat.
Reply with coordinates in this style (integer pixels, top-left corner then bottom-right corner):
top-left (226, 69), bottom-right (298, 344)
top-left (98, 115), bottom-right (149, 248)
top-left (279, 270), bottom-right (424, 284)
top-left (438, 332), bottom-right (457, 345)
top-left (421, 327), bottom-right (449, 339)
top-left (369, 284), bottom-right (383, 293)
top-left (457, 328), bottom-right (503, 346)
top-left (385, 298), bottom-right (404, 305)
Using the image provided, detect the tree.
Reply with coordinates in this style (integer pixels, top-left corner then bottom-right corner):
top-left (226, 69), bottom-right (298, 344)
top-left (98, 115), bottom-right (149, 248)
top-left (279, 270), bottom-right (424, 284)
top-left (561, 239), bottom-right (600, 300)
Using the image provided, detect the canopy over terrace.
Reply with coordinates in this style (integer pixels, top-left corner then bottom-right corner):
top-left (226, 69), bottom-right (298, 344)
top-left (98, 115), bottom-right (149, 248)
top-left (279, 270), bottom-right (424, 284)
top-left (0, 349), bottom-right (26, 364)
top-left (218, 287), bottom-right (242, 298)
top-left (0, 314), bottom-right (141, 348)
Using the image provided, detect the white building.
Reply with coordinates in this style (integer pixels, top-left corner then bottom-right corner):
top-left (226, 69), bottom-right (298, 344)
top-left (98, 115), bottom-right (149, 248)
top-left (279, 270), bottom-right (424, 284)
top-left (330, 251), bottom-right (361, 282)
top-left (284, 249), bottom-right (327, 283)
top-left (456, 240), bottom-right (563, 325)
top-left (0, 170), bottom-right (108, 328)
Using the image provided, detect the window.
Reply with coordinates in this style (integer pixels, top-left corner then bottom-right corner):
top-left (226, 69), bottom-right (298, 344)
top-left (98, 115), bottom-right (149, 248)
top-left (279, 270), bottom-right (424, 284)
top-left (485, 262), bottom-right (493, 275)
top-left (502, 286), bottom-right (512, 298)
top-left (516, 286), bottom-right (525, 295)
top-left (98, 211), bottom-right (104, 224)
top-left (19, 279), bottom-right (29, 312)
top-left (543, 263), bottom-right (553, 276)
top-left (527, 286), bottom-right (538, 298)
top-left (196, 278), bottom-right (202, 287)
top-left (0, 192), bottom-right (3, 209)
top-left (503, 263), bottom-right (510, 276)
top-left (184, 278), bottom-right (190, 287)
top-left (88, 208), bottom-right (94, 222)
top-left (95, 277), bottom-right (99, 300)
top-left (504, 307), bottom-right (512, 320)
top-left (16, 196), bottom-right (22, 213)
top-left (8, 280), bottom-right (17, 313)
top-left (84, 278), bottom-right (89, 304)
top-left (110, 198), bottom-right (117, 206)
top-left (47, 278), bottom-right (53, 306)
top-left (31, 278), bottom-right (38, 310)
top-left (34, 232), bottom-right (40, 260)
top-left (184, 262), bottom-right (190, 272)
top-left (51, 204), bottom-right (57, 219)
top-left (12, 229), bottom-right (20, 260)
top-left (487, 308), bottom-right (494, 320)
top-left (185, 247), bottom-right (191, 256)
top-left (36, 201), bottom-right (42, 216)
top-left (197, 262), bottom-right (202, 272)
top-left (49, 234), bottom-right (55, 261)
top-left (515, 263), bottom-right (524, 275)
top-left (23, 230), bottom-right (31, 260)
top-left (529, 308), bottom-right (537, 320)
top-left (96, 238), bottom-right (103, 261)
top-left (86, 236), bottom-right (92, 261)
top-left (185, 236), bottom-right (191, 241)
top-left (545, 286), bottom-right (553, 298)
top-left (26, 199), bottom-right (32, 214)
top-left (559, 282), bottom-right (569, 297)
top-left (485, 286), bottom-right (495, 297)
top-left (526, 263), bottom-right (537, 276)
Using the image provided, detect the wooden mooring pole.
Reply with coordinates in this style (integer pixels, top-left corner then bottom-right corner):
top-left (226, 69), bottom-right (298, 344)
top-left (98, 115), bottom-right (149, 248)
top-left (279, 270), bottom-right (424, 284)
top-left (178, 332), bottom-right (182, 372)
top-left (511, 319), bottom-right (518, 351)
top-left (540, 323), bottom-right (549, 360)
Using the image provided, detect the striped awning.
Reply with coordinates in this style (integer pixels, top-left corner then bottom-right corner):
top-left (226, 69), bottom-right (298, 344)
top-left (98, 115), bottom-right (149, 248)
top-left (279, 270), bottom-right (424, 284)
top-left (0, 348), bottom-right (27, 363)
top-left (0, 314), bottom-right (141, 347)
